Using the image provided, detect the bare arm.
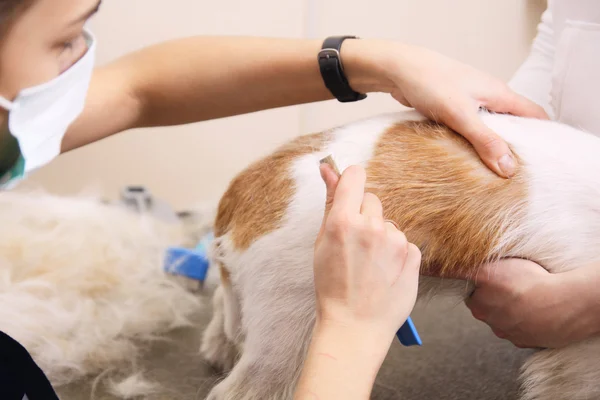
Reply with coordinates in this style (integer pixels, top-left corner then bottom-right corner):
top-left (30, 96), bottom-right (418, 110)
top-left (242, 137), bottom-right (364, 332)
top-left (295, 323), bottom-right (390, 400)
top-left (295, 164), bottom-right (421, 399)
top-left (61, 37), bottom-right (380, 151)
top-left (62, 36), bottom-right (547, 178)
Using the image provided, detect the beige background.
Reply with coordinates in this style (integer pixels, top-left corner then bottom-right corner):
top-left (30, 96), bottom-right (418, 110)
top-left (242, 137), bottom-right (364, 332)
top-left (21, 0), bottom-right (547, 209)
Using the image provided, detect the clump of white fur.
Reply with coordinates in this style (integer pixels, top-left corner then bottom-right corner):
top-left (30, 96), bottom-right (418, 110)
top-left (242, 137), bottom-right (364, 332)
top-left (0, 190), bottom-right (202, 388)
top-left (108, 372), bottom-right (160, 398)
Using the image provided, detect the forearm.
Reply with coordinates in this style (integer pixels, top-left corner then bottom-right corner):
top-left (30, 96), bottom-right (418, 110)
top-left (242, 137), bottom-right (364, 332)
top-left (128, 36), bottom-right (391, 127)
top-left (564, 263), bottom-right (600, 338)
top-left (62, 36), bottom-right (394, 152)
top-left (295, 322), bottom-right (392, 400)
top-left (61, 63), bottom-right (144, 152)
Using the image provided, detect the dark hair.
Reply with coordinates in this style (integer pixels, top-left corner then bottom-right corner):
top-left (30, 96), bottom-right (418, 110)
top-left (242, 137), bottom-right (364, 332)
top-left (0, 0), bottom-right (33, 32)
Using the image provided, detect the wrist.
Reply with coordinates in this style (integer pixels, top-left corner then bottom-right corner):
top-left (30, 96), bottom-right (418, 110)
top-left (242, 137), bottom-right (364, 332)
top-left (571, 265), bottom-right (600, 337)
top-left (313, 318), bottom-right (394, 366)
top-left (308, 320), bottom-right (388, 391)
top-left (296, 320), bottom-right (391, 400)
top-left (339, 39), bottom-right (397, 94)
top-left (555, 265), bottom-right (600, 340)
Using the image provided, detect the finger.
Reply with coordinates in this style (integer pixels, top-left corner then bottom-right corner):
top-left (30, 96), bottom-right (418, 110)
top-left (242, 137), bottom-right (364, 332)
top-left (391, 90), bottom-right (411, 108)
top-left (495, 330), bottom-right (532, 348)
top-left (329, 165), bottom-right (367, 217)
top-left (465, 287), bottom-right (493, 321)
top-left (317, 163), bottom-right (341, 240)
top-left (404, 243), bottom-right (422, 276)
top-left (391, 241), bottom-right (421, 288)
top-left (319, 163), bottom-right (341, 220)
top-left (383, 218), bottom-right (400, 233)
top-left (360, 192), bottom-right (383, 217)
top-left (442, 105), bottom-right (516, 178)
top-left (465, 296), bottom-right (485, 320)
top-left (465, 284), bottom-right (510, 328)
top-left (512, 341), bottom-right (532, 349)
top-left (492, 328), bottom-right (508, 339)
top-left (483, 89), bottom-right (549, 120)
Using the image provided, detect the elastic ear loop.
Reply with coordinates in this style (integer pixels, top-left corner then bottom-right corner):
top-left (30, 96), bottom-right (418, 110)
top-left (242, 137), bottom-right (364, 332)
top-left (0, 96), bottom-right (15, 111)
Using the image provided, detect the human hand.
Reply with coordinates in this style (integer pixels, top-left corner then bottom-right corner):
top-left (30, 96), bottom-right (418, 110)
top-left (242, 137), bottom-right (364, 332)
top-left (295, 164), bottom-right (421, 400)
top-left (342, 40), bottom-right (549, 178)
top-left (467, 258), bottom-right (600, 348)
top-left (313, 163), bottom-right (421, 347)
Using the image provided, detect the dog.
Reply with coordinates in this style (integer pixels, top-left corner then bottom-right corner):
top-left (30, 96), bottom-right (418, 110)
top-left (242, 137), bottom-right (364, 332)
top-left (201, 109), bottom-right (600, 400)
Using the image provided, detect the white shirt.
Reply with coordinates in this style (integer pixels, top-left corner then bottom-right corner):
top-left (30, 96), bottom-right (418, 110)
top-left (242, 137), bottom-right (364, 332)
top-left (509, 0), bottom-right (600, 135)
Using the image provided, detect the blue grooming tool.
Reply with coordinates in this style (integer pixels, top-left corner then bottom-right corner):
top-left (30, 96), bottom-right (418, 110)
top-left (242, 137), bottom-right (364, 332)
top-left (164, 232), bottom-right (214, 281)
top-left (397, 316), bottom-right (422, 346)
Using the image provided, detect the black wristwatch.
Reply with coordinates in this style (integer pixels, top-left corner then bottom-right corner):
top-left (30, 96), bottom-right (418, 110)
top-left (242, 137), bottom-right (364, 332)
top-left (318, 36), bottom-right (367, 103)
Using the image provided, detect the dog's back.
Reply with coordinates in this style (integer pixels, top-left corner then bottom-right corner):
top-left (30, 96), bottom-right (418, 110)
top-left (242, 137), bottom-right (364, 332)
top-left (203, 110), bottom-right (600, 400)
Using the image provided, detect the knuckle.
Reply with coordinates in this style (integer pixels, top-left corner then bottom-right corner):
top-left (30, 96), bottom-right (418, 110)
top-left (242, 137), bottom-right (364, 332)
top-left (324, 199), bottom-right (334, 212)
top-left (357, 229), bottom-right (375, 249)
top-left (325, 214), bottom-right (350, 238)
top-left (368, 217), bottom-right (385, 234)
top-left (395, 231), bottom-right (408, 247)
top-left (363, 192), bottom-right (382, 208)
top-left (408, 242), bottom-right (420, 253)
top-left (492, 328), bottom-right (507, 339)
top-left (479, 134), bottom-right (504, 153)
top-left (361, 219), bottom-right (385, 244)
top-left (363, 191), bottom-right (379, 202)
top-left (470, 307), bottom-right (487, 321)
top-left (512, 285), bottom-right (529, 303)
top-left (346, 164), bottom-right (366, 181)
top-left (408, 243), bottom-right (422, 261)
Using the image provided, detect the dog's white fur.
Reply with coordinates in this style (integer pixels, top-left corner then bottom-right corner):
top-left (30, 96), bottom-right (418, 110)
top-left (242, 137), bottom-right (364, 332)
top-left (202, 110), bottom-right (600, 400)
top-left (0, 190), bottom-right (202, 392)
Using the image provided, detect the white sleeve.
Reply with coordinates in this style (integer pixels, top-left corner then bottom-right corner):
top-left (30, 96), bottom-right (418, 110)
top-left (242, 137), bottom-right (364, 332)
top-left (508, 8), bottom-right (555, 118)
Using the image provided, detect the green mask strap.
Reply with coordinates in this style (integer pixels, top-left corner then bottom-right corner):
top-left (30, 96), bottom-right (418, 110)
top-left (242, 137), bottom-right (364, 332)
top-left (0, 155), bottom-right (25, 189)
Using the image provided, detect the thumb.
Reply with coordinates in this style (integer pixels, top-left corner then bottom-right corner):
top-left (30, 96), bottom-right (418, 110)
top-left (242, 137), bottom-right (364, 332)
top-left (444, 107), bottom-right (516, 178)
top-left (317, 163), bottom-right (340, 238)
top-left (470, 124), bottom-right (516, 179)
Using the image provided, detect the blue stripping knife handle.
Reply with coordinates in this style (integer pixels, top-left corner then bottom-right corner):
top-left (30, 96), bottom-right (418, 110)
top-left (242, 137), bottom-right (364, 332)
top-left (164, 247), bottom-right (209, 281)
top-left (396, 316), bottom-right (422, 346)
top-left (163, 232), bottom-right (214, 281)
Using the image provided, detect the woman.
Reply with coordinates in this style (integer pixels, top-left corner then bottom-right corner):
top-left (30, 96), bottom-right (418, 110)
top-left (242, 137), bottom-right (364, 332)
top-left (0, 0), bottom-right (544, 398)
top-left (460, 0), bottom-right (600, 350)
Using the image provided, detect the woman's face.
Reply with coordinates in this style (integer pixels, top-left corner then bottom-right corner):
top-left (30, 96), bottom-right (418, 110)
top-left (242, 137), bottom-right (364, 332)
top-left (0, 0), bottom-right (100, 109)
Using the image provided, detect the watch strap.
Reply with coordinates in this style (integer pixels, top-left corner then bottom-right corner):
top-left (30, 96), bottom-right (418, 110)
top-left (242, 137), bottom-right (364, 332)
top-left (318, 36), bottom-right (367, 103)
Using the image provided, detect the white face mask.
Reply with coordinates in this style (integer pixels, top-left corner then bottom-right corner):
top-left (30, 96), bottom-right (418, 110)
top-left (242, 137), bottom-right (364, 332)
top-left (0, 29), bottom-right (96, 176)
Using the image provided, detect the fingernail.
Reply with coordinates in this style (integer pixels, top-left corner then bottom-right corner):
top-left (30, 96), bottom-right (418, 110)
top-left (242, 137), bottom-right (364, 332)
top-left (498, 153), bottom-right (515, 177)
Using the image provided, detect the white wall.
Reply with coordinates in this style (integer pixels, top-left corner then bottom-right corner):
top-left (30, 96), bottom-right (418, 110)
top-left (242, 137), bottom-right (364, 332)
top-left (21, 0), bottom-right (547, 209)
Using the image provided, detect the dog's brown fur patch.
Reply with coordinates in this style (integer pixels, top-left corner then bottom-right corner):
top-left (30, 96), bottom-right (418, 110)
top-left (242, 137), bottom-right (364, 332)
top-left (214, 132), bottom-right (329, 250)
top-left (366, 120), bottom-right (527, 277)
top-left (214, 119), bottom-right (527, 279)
